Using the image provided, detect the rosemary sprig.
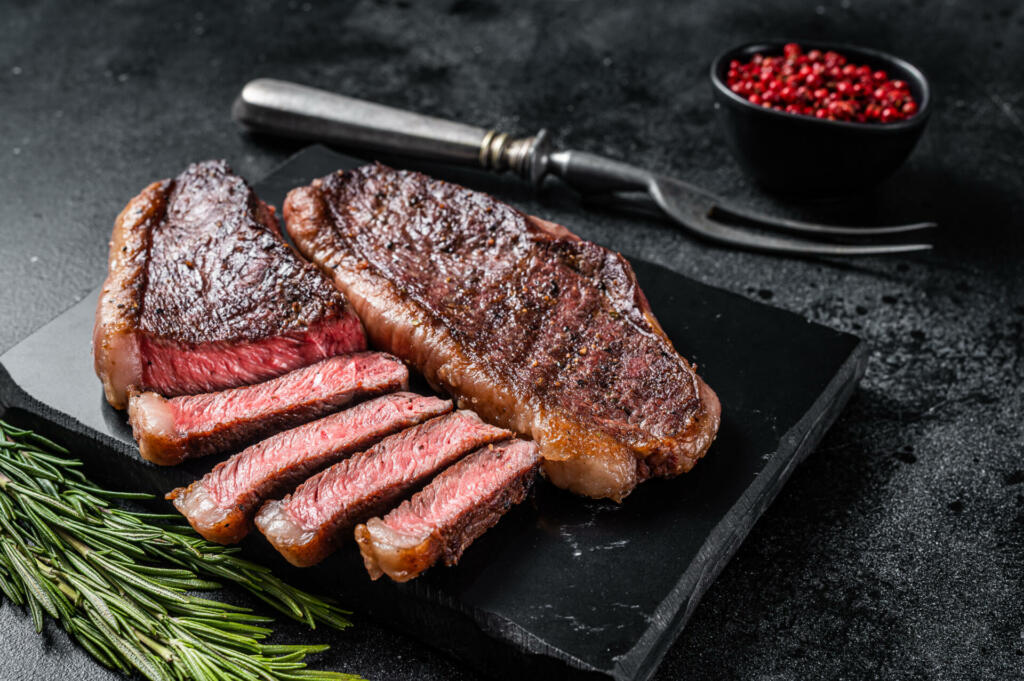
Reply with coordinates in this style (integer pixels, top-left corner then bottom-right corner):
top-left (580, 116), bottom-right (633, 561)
top-left (0, 420), bottom-right (363, 681)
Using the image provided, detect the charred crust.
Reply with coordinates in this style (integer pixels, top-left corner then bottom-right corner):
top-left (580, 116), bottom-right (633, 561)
top-left (135, 160), bottom-right (352, 345)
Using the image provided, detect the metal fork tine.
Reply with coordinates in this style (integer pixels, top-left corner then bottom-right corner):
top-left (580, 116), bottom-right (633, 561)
top-left (665, 209), bottom-right (933, 256)
top-left (657, 175), bottom-right (938, 237)
top-left (650, 179), bottom-right (934, 255)
top-left (590, 188), bottom-right (937, 238)
top-left (586, 187), bottom-right (933, 256)
top-left (709, 204), bottom-right (938, 237)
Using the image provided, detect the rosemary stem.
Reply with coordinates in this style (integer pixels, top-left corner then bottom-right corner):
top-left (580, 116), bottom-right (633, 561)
top-left (0, 419), bottom-right (363, 681)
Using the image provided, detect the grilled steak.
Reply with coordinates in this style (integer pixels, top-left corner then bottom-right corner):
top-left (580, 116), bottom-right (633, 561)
top-left (284, 164), bottom-right (721, 502)
top-left (129, 353), bottom-right (408, 466)
top-left (94, 160), bottom-right (365, 409)
top-left (255, 410), bottom-right (511, 567)
top-left (168, 392), bottom-right (452, 544)
top-left (355, 438), bottom-right (540, 582)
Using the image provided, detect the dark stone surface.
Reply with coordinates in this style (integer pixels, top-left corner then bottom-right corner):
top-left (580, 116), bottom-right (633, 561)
top-left (0, 1), bottom-right (1021, 680)
top-left (0, 145), bottom-right (868, 680)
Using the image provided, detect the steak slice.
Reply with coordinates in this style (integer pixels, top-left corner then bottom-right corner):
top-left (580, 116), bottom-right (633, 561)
top-left (128, 353), bottom-right (408, 466)
top-left (255, 410), bottom-right (511, 567)
top-left (355, 438), bottom-right (540, 582)
top-left (283, 164), bottom-right (721, 502)
top-left (167, 392), bottom-right (452, 544)
top-left (93, 159), bottom-right (365, 409)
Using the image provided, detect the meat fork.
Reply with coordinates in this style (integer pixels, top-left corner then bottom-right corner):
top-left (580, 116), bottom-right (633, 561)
top-left (233, 79), bottom-right (935, 256)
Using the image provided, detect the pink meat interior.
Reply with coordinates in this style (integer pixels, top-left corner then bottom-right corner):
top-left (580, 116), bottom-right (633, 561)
top-left (382, 439), bottom-right (540, 538)
top-left (206, 392), bottom-right (452, 507)
top-left (140, 315), bottom-right (366, 398)
top-left (284, 410), bottom-right (511, 530)
top-left (166, 352), bottom-right (401, 434)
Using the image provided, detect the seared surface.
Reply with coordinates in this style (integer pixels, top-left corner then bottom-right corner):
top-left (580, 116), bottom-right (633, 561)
top-left (129, 353), bottom-right (408, 465)
top-left (284, 164), bottom-right (720, 501)
top-left (255, 410), bottom-right (511, 567)
top-left (356, 439), bottom-right (540, 582)
top-left (142, 160), bottom-right (347, 343)
top-left (93, 160), bottom-right (365, 408)
top-left (168, 392), bottom-right (452, 544)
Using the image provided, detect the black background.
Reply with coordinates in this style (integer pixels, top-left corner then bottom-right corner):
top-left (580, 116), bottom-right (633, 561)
top-left (1, 1), bottom-right (1022, 679)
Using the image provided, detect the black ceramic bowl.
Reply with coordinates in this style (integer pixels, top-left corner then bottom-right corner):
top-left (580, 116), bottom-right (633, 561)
top-left (710, 41), bottom-right (931, 195)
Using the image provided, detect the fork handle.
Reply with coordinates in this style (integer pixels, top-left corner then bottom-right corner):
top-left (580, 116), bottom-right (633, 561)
top-left (547, 150), bottom-right (654, 194)
top-left (233, 79), bottom-right (551, 182)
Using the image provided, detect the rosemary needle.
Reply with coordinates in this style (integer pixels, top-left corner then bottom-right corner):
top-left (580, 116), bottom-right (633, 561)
top-left (0, 420), bottom-right (363, 681)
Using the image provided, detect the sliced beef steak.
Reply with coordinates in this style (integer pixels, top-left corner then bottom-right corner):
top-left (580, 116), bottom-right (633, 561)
top-left (168, 392), bottom-right (452, 544)
top-left (94, 160), bottom-right (365, 409)
top-left (355, 438), bottom-right (540, 582)
top-left (129, 353), bottom-right (408, 465)
top-left (284, 164), bottom-right (721, 502)
top-left (255, 410), bottom-right (511, 567)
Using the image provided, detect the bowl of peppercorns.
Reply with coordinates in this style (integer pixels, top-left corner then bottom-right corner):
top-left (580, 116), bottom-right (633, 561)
top-left (710, 41), bottom-right (931, 194)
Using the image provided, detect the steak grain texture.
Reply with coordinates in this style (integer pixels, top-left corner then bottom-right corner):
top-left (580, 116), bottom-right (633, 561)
top-left (255, 410), bottom-right (511, 567)
top-left (129, 353), bottom-right (409, 465)
top-left (93, 160), bottom-right (365, 409)
top-left (167, 392), bottom-right (452, 544)
top-left (284, 164), bottom-right (721, 501)
top-left (355, 438), bottom-right (540, 582)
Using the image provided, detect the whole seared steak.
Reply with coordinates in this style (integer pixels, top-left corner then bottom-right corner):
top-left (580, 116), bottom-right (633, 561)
top-left (284, 164), bottom-right (721, 501)
top-left (93, 160), bottom-right (365, 409)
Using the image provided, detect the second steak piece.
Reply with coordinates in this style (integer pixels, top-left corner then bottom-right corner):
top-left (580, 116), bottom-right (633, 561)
top-left (167, 392), bottom-right (452, 544)
top-left (93, 160), bottom-right (365, 410)
top-left (355, 438), bottom-right (541, 582)
top-left (129, 353), bottom-right (408, 465)
top-left (255, 410), bottom-right (511, 567)
top-left (284, 164), bottom-right (721, 502)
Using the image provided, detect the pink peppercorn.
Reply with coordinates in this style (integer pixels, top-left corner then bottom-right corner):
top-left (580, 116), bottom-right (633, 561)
top-left (725, 43), bottom-right (919, 123)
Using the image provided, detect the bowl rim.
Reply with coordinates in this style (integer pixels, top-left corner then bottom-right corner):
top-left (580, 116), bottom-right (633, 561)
top-left (710, 39), bottom-right (931, 133)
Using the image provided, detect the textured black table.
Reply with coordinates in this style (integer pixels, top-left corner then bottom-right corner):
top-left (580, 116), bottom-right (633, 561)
top-left (1, 2), bottom-right (1022, 680)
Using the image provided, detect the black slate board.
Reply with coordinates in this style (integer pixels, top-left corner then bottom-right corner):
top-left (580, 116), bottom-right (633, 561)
top-left (0, 146), bottom-right (867, 681)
